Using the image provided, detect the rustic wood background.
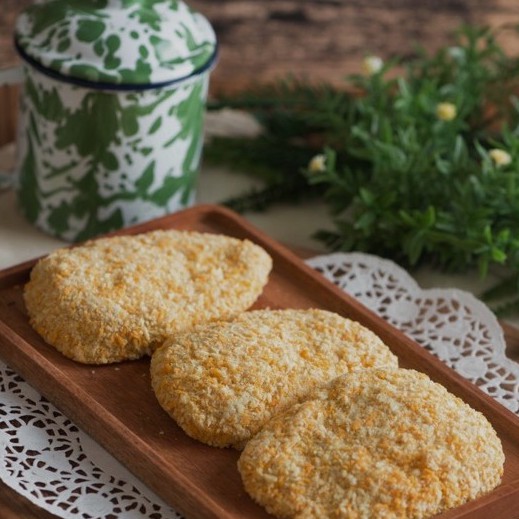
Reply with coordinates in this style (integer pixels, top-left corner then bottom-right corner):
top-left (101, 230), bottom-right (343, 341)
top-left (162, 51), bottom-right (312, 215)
top-left (2, 0), bottom-right (519, 145)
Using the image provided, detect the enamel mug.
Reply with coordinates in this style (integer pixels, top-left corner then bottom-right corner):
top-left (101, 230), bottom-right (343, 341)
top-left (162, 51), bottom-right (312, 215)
top-left (12, 0), bottom-right (217, 241)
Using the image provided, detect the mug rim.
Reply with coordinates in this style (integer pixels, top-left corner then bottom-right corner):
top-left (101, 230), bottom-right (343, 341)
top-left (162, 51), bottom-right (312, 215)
top-left (14, 38), bottom-right (219, 93)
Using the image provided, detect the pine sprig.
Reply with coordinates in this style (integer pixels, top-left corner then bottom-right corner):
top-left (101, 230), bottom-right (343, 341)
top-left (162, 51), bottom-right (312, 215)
top-left (205, 135), bottom-right (317, 184)
top-left (222, 175), bottom-right (315, 213)
top-left (206, 25), bottom-right (519, 314)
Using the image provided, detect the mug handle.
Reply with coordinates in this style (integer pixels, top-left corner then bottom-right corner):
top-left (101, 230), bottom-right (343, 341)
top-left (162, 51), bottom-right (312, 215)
top-left (0, 66), bottom-right (23, 191)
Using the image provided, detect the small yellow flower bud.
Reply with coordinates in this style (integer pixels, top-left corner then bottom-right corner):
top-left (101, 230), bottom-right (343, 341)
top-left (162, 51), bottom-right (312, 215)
top-left (308, 154), bottom-right (326, 173)
top-left (489, 148), bottom-right (512, 167)
top-left (363, 55), bottom-right (383, 75)
top-left (436, 102), bottom-right (457, 121)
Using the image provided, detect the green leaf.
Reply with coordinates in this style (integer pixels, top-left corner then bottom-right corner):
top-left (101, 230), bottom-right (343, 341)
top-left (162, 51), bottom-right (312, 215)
top-left (491, 248), bottom-right (507, 263)
top-left (359, 188), bottom-right (375, 205)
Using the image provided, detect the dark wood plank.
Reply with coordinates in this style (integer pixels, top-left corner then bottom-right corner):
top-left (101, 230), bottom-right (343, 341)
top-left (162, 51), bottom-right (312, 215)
top-left (0, 0), bottom-right (31, 68)
top-left (0, 84), bottom-right (18, 147)
top-left (0, 481), bottom-right (56, 519)
top-left (189, 0), bottom-right (519, 94)
top-left (3, 1), bottom-right (519, 92)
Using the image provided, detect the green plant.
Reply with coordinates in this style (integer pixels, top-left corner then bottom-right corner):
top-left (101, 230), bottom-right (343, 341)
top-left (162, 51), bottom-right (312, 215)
top-left (205, 25), bottom-right (519, 314)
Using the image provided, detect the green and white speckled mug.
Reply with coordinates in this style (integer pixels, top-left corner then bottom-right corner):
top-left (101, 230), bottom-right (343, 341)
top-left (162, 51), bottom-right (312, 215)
top-left (13, 0), bottom-right (217, 241)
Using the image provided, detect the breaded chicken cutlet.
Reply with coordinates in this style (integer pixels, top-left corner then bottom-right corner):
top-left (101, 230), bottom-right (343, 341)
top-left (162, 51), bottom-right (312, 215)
top-left (150, 308), bottom-right (398, 448)
top-left (24, 230), bottom-right (272, 364)
top-left (238, 368), bottom-right (505, 519)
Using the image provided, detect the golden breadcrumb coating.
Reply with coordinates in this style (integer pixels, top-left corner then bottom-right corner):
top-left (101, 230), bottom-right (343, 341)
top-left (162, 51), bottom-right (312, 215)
top-left (24, 230), bottom-right (272, 364)
top-left (238, 368), bottom-right (504, 519)
top-left (150, 309), bottom-right (398, 448)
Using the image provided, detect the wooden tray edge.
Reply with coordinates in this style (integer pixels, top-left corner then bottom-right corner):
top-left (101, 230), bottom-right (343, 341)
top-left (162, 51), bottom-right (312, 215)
top-left (1, 204), bottom-right (519, 519)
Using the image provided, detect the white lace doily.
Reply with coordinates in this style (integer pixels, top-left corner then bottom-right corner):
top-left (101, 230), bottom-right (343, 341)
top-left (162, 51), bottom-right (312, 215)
top-left (306, 252), bottom-right (519, 413)
top-left (0, 361), bottom-right (180, 519)
top-left (1, 251), bottom-right (519, 519)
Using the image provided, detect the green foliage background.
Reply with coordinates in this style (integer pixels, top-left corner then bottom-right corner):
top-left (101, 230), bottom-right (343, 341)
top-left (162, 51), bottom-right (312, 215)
top-left (205, 26), bottom-right (519, 315)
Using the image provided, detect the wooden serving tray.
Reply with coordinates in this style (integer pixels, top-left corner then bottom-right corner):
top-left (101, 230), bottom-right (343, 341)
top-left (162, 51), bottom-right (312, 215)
top-left (1, 204), bottom-right (519, 519)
